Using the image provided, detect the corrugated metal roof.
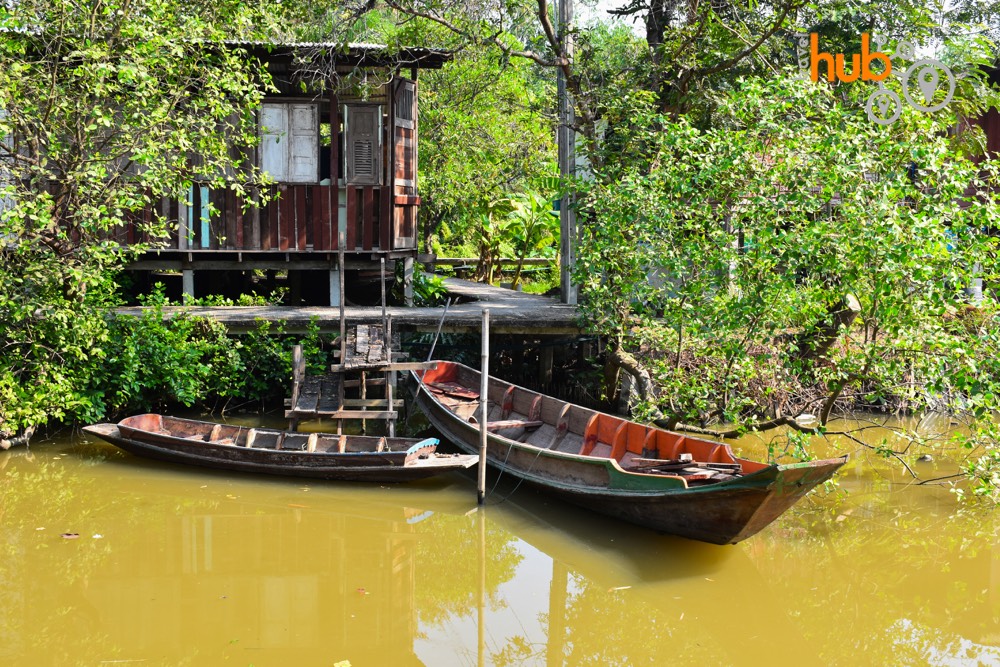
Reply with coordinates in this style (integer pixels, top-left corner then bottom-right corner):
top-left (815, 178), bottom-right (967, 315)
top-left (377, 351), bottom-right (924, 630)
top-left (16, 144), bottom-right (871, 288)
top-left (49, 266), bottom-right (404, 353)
top-left (224, 40), bottom-right (450, 55)
top-left (226, 40), bottom-right (452, 68)
top-left (226, 41), bottom-right (392, 50)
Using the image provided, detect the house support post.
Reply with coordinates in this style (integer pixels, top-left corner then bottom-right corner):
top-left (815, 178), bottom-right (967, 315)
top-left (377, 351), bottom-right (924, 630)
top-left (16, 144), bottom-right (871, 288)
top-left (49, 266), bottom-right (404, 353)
top-left (403, 257), bottom-right (415, 306)
top-left (539, 342), bottom-right (554, 387)
top-left (965, 263), bottom-right (983, 305)
top-left (289, 271), bottom-right (302, 305)
top-left (557, 0), bottom-right (577, 306)
top-left (329, 269), bottom-right (341, 306)
top-left (182, 266), bottom-right (194, 300)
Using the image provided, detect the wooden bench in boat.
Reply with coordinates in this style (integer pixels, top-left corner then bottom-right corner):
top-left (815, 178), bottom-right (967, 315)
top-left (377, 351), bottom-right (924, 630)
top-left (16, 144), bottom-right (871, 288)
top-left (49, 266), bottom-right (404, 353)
top-left (627, 457), bottom-right (742, 473)
top-left (428, 381), bottom-right (480, 401)
top-left (483, 419), bottom-right (543, 432)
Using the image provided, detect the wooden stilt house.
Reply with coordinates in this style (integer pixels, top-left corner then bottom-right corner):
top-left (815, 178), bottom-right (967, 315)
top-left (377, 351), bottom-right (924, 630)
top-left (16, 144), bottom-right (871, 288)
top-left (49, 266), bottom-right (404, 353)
top-left (125, 41), bottom-right (450, 304)
top-left (979, 66), bottom-right (1000, 159)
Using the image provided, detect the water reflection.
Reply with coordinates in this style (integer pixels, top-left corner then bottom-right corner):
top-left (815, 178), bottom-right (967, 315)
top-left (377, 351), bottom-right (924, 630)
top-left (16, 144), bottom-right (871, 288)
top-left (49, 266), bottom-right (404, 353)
top-left (1, 427), bottom-right (999, 666)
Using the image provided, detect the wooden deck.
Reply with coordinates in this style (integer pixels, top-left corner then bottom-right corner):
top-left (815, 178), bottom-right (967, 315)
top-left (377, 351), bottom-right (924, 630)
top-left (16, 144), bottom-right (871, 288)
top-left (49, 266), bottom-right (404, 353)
top-left (116, 278), bottom-right (580, 334)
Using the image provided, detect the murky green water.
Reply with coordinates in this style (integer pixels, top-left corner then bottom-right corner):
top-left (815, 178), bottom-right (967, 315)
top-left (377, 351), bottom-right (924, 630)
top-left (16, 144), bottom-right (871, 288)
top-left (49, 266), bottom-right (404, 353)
top-left (2, 415), bottom-right (998, 666)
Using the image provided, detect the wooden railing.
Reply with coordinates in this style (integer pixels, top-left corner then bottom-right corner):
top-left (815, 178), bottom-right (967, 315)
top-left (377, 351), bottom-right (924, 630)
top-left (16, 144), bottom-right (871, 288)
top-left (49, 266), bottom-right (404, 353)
top-left (120, 183), bottom-right (414, 253)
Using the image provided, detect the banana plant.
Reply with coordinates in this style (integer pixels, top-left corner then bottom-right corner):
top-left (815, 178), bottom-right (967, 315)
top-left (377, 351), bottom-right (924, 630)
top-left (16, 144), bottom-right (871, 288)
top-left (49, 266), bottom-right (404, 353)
top-left (505, 192), bottom-right (559, 290)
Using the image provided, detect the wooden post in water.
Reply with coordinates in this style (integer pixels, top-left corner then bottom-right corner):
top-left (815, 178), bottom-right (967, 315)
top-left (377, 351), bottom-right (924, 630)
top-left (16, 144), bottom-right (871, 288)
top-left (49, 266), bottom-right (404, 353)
top-left (478, 308), bottom-right (490, 505)
top-left (546, 560), bottom-right (568, 667)
top-left (337, 229), bottom-right (346, 436)
top-left (477, 504), bottom-right (486, 667)
top-left (386, 314), bottom-right (395, 438)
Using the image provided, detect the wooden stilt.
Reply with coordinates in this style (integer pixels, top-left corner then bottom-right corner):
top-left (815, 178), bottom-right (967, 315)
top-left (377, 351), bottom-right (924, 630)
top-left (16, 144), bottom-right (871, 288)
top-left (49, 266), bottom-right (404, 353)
top-left (387, 315), bottom-right (395, 438)
top-left (539, 343), bottom-right (554, 387)
top-left (403, 256), bottom-right (415, 306)
top-left (360, 370), bottom-right (367, 435)
top-left (329, 268), bottom-right (340, 306)
top-left (182, 268), bottom-right (194, 299)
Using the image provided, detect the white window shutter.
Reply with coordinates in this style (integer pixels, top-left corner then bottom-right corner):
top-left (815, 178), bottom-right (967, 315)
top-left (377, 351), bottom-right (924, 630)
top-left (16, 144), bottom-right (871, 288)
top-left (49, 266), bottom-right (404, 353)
top-left (260, 103), bottom-right (288, 181)
top-left (289, 104), bottom-right (318, 182)
top-left (259, 103), bottom-right (318, 183)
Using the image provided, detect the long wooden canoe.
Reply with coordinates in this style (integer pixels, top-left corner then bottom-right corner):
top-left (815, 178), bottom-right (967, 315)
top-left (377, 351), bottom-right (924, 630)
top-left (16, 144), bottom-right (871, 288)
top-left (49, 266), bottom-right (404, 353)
top-left (413, 362), bottom-right (846, 544)
top-left (83, 414), bottom-right (478, 483)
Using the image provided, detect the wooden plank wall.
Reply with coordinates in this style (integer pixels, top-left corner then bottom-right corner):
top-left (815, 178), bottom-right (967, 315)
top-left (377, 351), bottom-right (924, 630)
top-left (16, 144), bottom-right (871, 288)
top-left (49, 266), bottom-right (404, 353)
top-left (981, 106), bottom-right (1000, 157)
top-left (126, 184), bottom-right (395, 252)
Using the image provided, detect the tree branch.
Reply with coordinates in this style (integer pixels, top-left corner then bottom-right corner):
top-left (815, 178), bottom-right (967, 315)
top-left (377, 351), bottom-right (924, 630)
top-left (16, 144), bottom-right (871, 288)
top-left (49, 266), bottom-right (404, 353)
top-left (697, 0), bottom-right (800, 76)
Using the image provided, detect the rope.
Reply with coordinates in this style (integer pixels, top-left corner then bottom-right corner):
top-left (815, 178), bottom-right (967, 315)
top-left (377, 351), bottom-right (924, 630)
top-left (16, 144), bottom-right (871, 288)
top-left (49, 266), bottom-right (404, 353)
top-left (482, 418), bottom-right (548, 505)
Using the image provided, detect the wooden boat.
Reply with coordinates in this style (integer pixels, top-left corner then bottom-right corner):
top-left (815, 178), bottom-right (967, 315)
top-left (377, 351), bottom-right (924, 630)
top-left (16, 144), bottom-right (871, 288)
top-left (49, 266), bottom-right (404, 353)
top-left (413, 362), bottom-right (847, 544)
top-left (83, 414), bottom-right (478, 482)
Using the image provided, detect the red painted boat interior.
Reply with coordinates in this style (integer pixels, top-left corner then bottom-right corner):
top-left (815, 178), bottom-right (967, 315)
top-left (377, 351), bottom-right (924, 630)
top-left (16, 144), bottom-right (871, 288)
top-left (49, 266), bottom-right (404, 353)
top-left (420, 362), bottom-right (768, 474)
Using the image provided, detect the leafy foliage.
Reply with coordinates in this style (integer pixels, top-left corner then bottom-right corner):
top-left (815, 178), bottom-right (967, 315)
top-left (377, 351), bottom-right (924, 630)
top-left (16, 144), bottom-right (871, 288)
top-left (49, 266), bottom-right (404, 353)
top-left (576, 69), bottom-right (1000, 465)
top-left (0, 0), bottom-right (274, 436)
top-left (417, 44), bottom-right (557, 259)
top-left (412, 271), bottom-right (449, 307)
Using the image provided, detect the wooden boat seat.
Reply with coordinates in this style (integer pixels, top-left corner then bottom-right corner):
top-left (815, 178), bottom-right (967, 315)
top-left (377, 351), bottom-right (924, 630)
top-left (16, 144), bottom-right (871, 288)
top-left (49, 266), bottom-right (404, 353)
top-left (627, 457), bottom-right (742, 475)
top-left (429, 382), bottom-right (479, 402)
top-left (499, 386), bottom-right (515, 419)
top-left (484, 420), bottom-right (543, 432)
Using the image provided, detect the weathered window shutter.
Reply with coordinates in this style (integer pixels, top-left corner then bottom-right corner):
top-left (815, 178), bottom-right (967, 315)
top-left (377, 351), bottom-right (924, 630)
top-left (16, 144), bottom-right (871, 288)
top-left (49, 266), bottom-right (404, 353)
top-left (260, 103), bottom-right (288, 181)
top-left (260, 103), bottom-right (319, 183)
top-left (289, 104), bottom-right (318, 182)
top-left (393, 80), bottom-right (417, 189)
top-left (392, 79), bottom-right (418, 248)
top-left (345, 104), bottom-right (382, 186)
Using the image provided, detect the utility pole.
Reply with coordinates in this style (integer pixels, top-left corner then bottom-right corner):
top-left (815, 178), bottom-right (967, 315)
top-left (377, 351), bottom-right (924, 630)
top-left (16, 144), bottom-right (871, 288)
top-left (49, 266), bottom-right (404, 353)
top-left (557, 0), bottom-right (577, 305)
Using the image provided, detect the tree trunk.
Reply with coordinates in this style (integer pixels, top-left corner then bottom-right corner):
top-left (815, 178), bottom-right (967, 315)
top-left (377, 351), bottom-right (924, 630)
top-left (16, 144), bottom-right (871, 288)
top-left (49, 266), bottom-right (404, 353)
top-left (605, 346), bottom-right (660, 415)
top-left (795, 293), bottom-right (861, 362)
top-left (0, 425), bottom-right (36, 450)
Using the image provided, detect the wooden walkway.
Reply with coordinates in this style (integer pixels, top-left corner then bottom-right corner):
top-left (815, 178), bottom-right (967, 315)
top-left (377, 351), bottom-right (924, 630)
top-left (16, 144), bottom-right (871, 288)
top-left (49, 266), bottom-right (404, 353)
top-left (117, 278), bottom-right (581, 334)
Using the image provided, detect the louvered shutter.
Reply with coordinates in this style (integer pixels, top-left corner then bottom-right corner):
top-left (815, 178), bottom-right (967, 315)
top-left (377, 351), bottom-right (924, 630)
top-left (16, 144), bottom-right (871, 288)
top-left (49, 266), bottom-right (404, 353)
top-left (345, 104), bottom-right (382, 186)
top-left (393, 79), bottom-right (416, 189)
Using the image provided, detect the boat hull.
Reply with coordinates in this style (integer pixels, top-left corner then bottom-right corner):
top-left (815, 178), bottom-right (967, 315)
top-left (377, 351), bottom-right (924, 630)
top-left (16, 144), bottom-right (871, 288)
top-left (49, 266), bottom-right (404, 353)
top-left (83, 416), bottom-right (477, 483)
top-left (414, 364), bottom-right (845, 544)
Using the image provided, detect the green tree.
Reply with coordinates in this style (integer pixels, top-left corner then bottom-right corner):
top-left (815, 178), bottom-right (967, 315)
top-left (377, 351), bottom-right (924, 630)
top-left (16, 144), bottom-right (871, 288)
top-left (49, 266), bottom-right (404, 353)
top-left (415, 45), bottom-right (557, 259)
top-left (576, 71), bottom-right (1000, 470)
top-left (0, 0), bottom-right (271, 436)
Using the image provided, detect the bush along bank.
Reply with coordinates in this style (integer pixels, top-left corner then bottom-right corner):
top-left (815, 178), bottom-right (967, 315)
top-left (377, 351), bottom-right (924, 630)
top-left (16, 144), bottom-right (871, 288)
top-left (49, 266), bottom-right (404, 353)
top-left (0, 286), bottom-right (333, 447)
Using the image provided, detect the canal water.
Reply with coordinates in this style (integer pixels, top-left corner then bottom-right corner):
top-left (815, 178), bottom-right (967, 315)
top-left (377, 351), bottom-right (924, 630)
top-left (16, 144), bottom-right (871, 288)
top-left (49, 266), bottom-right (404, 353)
top-left (1, 415), bottom-right (998, 666)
